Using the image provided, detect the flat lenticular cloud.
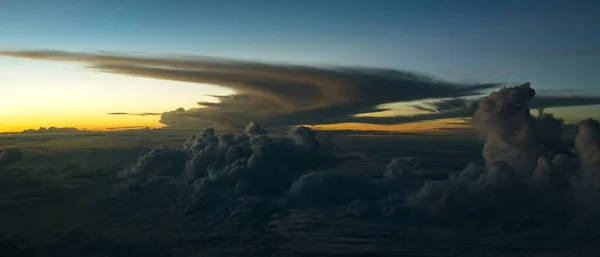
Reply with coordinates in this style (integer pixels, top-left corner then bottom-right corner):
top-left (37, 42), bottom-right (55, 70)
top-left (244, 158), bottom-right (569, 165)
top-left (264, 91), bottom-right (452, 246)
top-left (5, 50), bottom-right (600, 131)
top-left (1, 50), bottom-right (502, 130)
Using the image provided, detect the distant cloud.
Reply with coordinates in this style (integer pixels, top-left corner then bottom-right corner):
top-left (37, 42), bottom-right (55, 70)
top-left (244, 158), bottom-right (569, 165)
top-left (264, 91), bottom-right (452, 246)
top-left (105, 126), bottom-right (152, 130)
top-left (407, 88), bottom-right (600, 124)
top-left (0, 50), bottom-right (505, 130)
top-left (108, 112), bottom-right (162, 116)
top-left (21, 126), bottom-right (82, 133)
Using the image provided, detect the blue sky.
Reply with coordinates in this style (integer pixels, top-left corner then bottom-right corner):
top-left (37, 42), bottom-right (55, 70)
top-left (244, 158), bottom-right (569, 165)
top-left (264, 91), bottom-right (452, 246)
top-left (2, 0), bottom-right (599, 88)
top-left (0, 0), bottom-right (599, 131)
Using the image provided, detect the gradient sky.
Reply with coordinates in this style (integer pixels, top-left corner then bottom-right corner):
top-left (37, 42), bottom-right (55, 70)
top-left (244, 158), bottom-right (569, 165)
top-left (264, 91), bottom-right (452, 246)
top-left (1, 0), bottom-right (599, 132)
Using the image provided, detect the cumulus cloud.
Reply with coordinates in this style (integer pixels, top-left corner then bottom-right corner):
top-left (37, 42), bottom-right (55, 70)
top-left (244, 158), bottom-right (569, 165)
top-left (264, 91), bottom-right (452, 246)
top-left (119, 145), bottom-right (189, 180)
top-left (575, 118), bottom-right (600, 186)
top-left (473, 83), bottom-right (545, 174)
top-left (390, 84), bottom-right (600, 231)
top-left (117, 120), bottom-right (363, 205)
top-left (100, 82), bottom-right (600, 239)
top-left (115, 83), bottom-right (600, 231)
top-left (288, 85), bottom-right (590, 232)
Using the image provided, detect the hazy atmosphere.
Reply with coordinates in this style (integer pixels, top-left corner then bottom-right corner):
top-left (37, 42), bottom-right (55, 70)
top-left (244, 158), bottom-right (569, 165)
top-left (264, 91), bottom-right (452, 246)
top-left (1, 0), bottom-right (600, 256)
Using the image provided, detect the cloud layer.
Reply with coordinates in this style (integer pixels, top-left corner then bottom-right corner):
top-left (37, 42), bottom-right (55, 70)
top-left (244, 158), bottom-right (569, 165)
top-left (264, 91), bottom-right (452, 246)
top-left (111, 83), bottom-right (600, 236)
top-left (0, 148), bottom-right (22, 168)
top-left (3, 83), bottom-right (600, 255)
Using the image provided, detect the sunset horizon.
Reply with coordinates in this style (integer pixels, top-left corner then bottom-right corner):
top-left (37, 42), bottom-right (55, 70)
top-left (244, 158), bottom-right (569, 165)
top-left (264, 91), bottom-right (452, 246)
top-left (2, 1), bottom-right (600, 256)
top-left (2, 49), bottom-right (599, 134)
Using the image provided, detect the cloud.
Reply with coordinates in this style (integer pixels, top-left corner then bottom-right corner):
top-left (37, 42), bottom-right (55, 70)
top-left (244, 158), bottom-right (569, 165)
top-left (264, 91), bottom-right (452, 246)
top-left (20, 127), bottom-right (82, 133)
top-left (124, 83), bottom-right (600, 233)
top-left (105, 126), bottom-right (151, 130)
top-left (108, 112), bottom-right (161, 116)
top-left (0, 148), bottom-right (23, 168)
top-left (116, 121), bottom-right (363, 204)
top-left (1, 50), bottom-right (502, 130)
top-left (405, 88), bottom-right (600, 125)
top-left (471, 82), bottom-right (568, 175)
top-left (6, 82), bottom-right (600, 255)
top-left (284, 84), bottom-right (600, 231)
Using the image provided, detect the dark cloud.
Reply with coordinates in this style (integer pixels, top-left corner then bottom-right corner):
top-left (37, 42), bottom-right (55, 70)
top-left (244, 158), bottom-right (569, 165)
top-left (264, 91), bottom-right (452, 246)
top-left (109, 84), bottom-right (600, 236)
top-left (14, 50), bottom-right (599, 130)
top-left (105, 126), bottom-right (151, 130)
top-left (405, 86), bottom-right (600, 125)
top-left (284, 84), bottom-right (600, 231)
top-left (21, 127), bottom-right (82, 133)
top-left (529, 95), bottom-right (600, 109)
top-left (4, 84), bottom-right (600, 256)
top-left (427, 98), bottom-right (473, 113)
top-left (114, 120), bottom-right (366, 212)
top-left (1, 50), bottom-right (502, 130)
top-left (0, 148), bottom-right (22, 168)
top-left (575, 118), bottom-right (600, 187)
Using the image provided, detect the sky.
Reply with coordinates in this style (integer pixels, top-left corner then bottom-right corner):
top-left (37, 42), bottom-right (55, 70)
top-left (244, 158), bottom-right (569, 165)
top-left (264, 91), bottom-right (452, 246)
top-left (0, 0), bottom-right (599, 132)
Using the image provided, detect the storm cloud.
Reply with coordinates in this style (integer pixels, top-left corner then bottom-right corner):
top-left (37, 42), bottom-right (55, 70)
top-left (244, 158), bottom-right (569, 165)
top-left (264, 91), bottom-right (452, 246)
top-left (1, 50), bottom-right (502, 130)
top-left (110, 83), bottom-right (600, 235)
top-left (4, 50), bottom-right (600, 131)
top-left (3, 83), bottom-right (600, 256)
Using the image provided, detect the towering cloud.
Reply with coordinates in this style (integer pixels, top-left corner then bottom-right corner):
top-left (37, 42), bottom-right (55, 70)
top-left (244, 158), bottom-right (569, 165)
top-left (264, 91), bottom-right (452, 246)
top-left (575, 118), bottom-right (600, 186)
top-left (113, 83), bottom-right (600, 234)
top-left (117, 120), bottom-right (361, 204)
top-left (471, 82), bottom-right (565, 175)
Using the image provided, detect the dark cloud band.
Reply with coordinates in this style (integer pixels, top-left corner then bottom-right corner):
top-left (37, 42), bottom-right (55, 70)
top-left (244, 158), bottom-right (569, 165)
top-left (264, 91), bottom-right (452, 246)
top-left (5, 51), bottom-right (600, 132)
top-left (1, 50), bottom-right (502, 130)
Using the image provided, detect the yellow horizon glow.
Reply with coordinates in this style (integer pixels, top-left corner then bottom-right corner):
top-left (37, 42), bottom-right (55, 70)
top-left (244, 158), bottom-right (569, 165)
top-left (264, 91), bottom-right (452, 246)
top-left (308, 118), bottom-right (469, 133)
top-left (1, 57), bottom-right (464, 134)
top-left (0, 113), bottom-right (165, 133)
top-left (9, 57), bottom-right (595, 135)
top-left (1, 119), bottom-right (467, 134)
top-left (0, 57), bottom-right (233, 133)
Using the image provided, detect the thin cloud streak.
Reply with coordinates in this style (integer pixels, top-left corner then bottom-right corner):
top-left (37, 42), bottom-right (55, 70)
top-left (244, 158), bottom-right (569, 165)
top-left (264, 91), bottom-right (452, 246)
top-left (108, 112), bottom-right (162, 116)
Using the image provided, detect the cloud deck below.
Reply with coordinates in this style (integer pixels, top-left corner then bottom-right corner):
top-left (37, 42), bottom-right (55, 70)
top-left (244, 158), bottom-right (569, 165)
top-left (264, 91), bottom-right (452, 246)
top-left (2, 84), bottom-right (600, 256)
